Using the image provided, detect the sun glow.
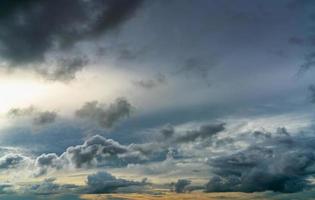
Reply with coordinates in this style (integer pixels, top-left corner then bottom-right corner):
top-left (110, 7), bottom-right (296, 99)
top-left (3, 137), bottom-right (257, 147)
top-left (0, 78), bottom-right (47, 113)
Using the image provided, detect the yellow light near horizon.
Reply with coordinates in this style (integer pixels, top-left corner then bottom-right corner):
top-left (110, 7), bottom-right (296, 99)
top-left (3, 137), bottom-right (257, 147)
top-left (0, 79), bottom-right (46, 113)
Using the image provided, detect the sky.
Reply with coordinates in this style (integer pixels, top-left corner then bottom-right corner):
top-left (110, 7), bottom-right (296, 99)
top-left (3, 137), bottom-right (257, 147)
top-left (0, 0), bottom-right (315, 199)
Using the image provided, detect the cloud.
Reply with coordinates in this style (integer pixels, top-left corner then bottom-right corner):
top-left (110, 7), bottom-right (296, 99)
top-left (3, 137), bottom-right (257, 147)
top-left (0, 0), bottom-right (143, 80)
top-left (62, 135), bottom-right (129, 168)
top-left (129, 123), bottom-right (225, 161)
top-left (205, 135), bottom-right (315, 193)
top-left (34, 153), bottom-right (62, 177)
top-left (133, 74), bottom-right (167, 89)
top-left (35, 56), bottom-right (89, 82)
top-left (76, 98), bottom-right (133, 129)
top-left (34, 135), bottom-right (143, 176)
top-left (160, 124), bottom-right (175, 139)
top-left (24, 178), bottom-right (79, 195)
top-left (7, 106), bottom-right (35, 117)
top-left (173, 179), bottom-right (191, 193)
top-left (86, 171), bottom-right (145, 194)
top-left (32, 111), bottom-right (57, 126)
top-left (7, 106), bottom-right (57, 126)
top-left (0, 154), bottom-right (29, 169)
top-left (252, 130), bottom-right (272, 139)
top-left (171, 123), bottom-right (225, 144)
top-left (0, 134), bottom-right (145, 177)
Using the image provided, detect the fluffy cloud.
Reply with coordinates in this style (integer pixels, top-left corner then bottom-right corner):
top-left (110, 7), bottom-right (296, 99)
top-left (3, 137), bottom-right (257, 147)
top-left (34, 153), bottom-right (62, 177)
top-left (0, 154), bottom-right (30, 169)
top-left (86, 171), bottom-right (145, 193)
top-left (76, 98), bottom-right (133, 129)
top-left (4, 120), bottom-right (315, 196)
top-left (34, 134), bottom-right (144, 176)
top-left (61, 135), bottom-right (129, 168)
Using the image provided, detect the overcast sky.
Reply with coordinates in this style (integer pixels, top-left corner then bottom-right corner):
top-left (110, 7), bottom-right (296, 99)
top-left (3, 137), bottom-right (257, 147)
top-left (0, 0), bottom-right (315, 199)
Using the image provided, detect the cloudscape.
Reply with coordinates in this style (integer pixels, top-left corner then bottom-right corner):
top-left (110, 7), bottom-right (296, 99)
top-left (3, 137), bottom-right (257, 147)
top-left (0, 0), bottom-right (314, 199)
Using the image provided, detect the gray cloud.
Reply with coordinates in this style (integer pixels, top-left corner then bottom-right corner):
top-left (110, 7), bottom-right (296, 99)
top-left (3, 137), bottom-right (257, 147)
top-left (130, 123), bottom-right (225, 160)
top-left (252, 130), bottom-right (272, 139)
top-left (0, 154), bottom-right (29, 169)
top-left (173, 123), bottom-right (225, 144)
top-left (35, 56), bottom-right (89, 82)
top-left (34, 153), bottom-right (62, 177)
top-left (34, 135), bottom-right (143, 176)
top-left (7, 106), bottom-right (35, 117)
top-left (62, 135), bottom-right (129, 168)
top-left (86, 171), bottom-right (145, 194)
top-left (7, 106), bottom-right (57, 126)
top-left (174, 179), bottom-right (191, 193)
top-left (32, 111), bottom-right (57, 126)
top-left (0, 0), bottom-right (143, 80)
top-left (206, 135), bottom-right (315, 193)
top-left (24, 178), bottom-right (79, 195)
top-left (160, 124), bottom-right (175, 139)
top-left (76, 98), bottom-right (133, 129)
top-left (133, 73), bottom-right (167, 89)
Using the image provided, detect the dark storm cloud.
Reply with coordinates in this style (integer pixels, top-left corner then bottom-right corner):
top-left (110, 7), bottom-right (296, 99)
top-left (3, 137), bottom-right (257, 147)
top-left (7, 106), bottom-right (57, 126)
top-left (0, 0), bottom-right (143, 80)
top-left (205, 135), bottom-right (315, 193)
top-left (133, 74), bottom-right (167, 89)
top-left (76, 98), bottom-right (133, 129)
top-left (86, 171), bottom-right (145, 193)
top-left (174, 179), bottom-right (191, 193)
